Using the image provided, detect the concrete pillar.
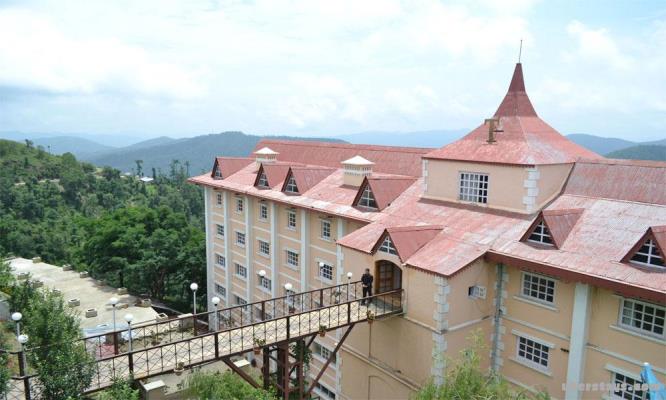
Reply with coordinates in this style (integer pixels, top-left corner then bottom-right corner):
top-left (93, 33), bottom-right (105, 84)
top-left (223, 191), bottom-right (231, 304)
top-left (565, 282), bottom-right (591, 400)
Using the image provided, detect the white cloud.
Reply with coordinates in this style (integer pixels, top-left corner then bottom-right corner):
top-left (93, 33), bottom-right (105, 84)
top-left (565, 20), bottom-right (633, 70)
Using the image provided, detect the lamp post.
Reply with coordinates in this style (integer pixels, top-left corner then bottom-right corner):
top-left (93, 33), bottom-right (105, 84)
top-left (109, 297), bottom-right (119, 330)
top-left (346, 272), bottom-right (353, 301)
top-left (124, 313), bottom-right (134, 352)
top-left (17, 334), bottom-right (28, 380)
top-left (211, 296), bottom-right (220, 331)
top-left (284, 282), bottom-right (293, 313)
top-left (11, 312), bottom-right (22, 337)
top-left (190, 283), bottom-right (198, 315)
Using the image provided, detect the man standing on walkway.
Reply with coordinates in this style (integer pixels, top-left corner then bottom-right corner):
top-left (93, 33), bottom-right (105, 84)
top-left (361, 268), bottom-right (373, 305)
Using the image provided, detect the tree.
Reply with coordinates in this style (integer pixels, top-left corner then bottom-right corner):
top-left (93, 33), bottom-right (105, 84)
top-left (98, 378), bottom-right (139, 400)
top-left (186, 371), bottom-right (276, 400)
top-left (135, 160), bottom-right (143, 177)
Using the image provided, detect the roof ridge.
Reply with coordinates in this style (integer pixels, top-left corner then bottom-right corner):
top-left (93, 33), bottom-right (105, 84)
top-left (258, 139), bottom-right (434, 153)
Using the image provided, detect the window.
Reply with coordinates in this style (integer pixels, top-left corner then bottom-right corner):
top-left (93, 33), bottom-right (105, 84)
top-left (235, 263), bottom-right (247, 279)
top-left (378, 236), bottom-right (398, 256)
top-left (259, 203), bottom-right (268, 220)
top-left (459, 172), bottom-right (489, 204)
top-left (527, 221), bottom-right (553, 246)
top-left (216, 224), bottom-right (225, 237)
top-left (234, 294), bottom-right (247, 306)
top-left (235, 231), bottom-right (246, 247)
top-left (319, 263), bottom-right (333, 281)
top-left (215, 254), bottom-right (226, 269)
top-left (287, 210), bottom-right (297, 229)
top-left (516, 336), bottom-right (549, 369)
top-left (314, 382), bottom-right (336, 400)
top-left (214, 166), bottom-right (222, 178)
top-left (630, 238), bottom-right (664, 268)
top-left (611, 372), bottom-right (644, 400)
top-left (258, 240), bottom-right (270, 257)
top-left (286, 250), bottom-right (299, 267)
top-left (285, 176), bottom-right (299, 193)
top-left (620, 298), bottom-right (665, 337)
top-left (235, 197), bottom-right (244, 213)
top-left (521, 272), bottom-right (555, 304)
top-left (215, 284), bottom-right (226, 297)
top-left (258, 276), bottom-right (272, 291)
top-left (321, 219), bottom-right (331, 240)
top-left (313, 342), bottom-right (336, 364)
top-left (216, 193), bottom-right (223, 207)
top-left (358, 185), bottom-right (377, 209)
top-left (257, 172), bottom-right (269, 188)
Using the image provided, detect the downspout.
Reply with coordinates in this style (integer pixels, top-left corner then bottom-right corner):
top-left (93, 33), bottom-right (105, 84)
top-left (490, 262), bottom-right (505, 374)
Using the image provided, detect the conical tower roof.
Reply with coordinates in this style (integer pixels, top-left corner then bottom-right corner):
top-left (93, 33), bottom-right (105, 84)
top-left (424, 63), bottom-right (601, 165)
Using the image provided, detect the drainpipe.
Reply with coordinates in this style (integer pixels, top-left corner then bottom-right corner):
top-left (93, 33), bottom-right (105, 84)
top-left (490, 263), bottom-right (505, 374)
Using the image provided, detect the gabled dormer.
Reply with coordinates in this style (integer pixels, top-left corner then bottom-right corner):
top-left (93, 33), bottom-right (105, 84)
top-left (279, 166), bottom-right (335, 196)
top-left (212, 160), bottom-right (222, 179)
top-left (371, 226), bottom-right (443, 262)
top-left (352, 176), bottom-right (416, 211)
top-left (210, 157), bottom-right (254, 180)
top-left (623, 226), bottom-right (665, 269)
top-left (521, 209), bottom-right (584, 249)
top-left (284, 173), bottom-right (299, 194)
top-left (256, 167), bottom-right (269, 188)
top-left (354, 179), bottom-right (378, 210)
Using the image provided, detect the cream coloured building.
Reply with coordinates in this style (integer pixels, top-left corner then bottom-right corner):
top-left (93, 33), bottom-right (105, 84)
top-left (190, 63), bottom-right (666, 400)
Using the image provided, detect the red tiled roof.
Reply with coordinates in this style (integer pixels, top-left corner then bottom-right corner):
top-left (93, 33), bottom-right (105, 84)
top-left (563, 158), bottom-right (666, 205)
top-left (622, 225), bottom-right (666, 264)
top-left (256, 163), bottom-right (293, 189)
top-left (522, 208), bottom-right (584, 248)
top-left (653, 226), bottom-right (666, 251)
top-left (254, 140), bottom-right (431, 177)
top-left (353, 176), bottom-right (418, 210)
top-left (424, 64), bottom-right (601, 165)
top-left (373, 226), bottom-right (443, 262)
top-left (212, 157), bottom-right (254, 179)
top-left (282, 166), bottom-right (336, 194)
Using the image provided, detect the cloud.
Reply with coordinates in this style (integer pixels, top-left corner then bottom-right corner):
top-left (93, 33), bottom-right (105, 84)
top-left (565, 20), bottom-right (633, 70)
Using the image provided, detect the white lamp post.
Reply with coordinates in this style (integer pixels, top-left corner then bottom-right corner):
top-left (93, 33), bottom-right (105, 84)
top-left (11, 312), bottom-right (22, 336)
top-left (17, 334), bottom-right (28, 373)
top-left (124, 314), bottom-right (134, 352)
top-left (211, 296), bottom-right (220, 331)
top-left (346, 272), bottom-right (353, 301)
top-left (284, 282), bottom-right (293, 311)
top-left (190, 283), bottom-right (198, 315)
top-left (109, 297), bottom-right (119, 331)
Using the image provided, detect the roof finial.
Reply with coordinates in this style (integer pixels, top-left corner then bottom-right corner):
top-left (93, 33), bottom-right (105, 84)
top-left (518, 39), bottom-right (523, 63)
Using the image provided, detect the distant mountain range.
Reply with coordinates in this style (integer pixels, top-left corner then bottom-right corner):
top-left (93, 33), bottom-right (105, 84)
top-left (1, 131), bottom-right (664, 176)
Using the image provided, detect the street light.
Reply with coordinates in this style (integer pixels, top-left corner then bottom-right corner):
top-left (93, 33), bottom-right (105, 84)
top-left (109, 297), bottom-right (119, 330)
top-left (258, 269), bottom-right (266, 277)
top-left (346, 272), bottom-right (353, 301)
top-left (284, 282), bottom-right (293, 312)
top-left (124, 314), bottom-right (134, 352)
top-left (17, 334), bottom-right (28, 375)
top-left (211, 296), bottom-right (220, 331)
top-left (190, 283), bottom-right (198, 315)
top-left (11, 312), bottom-right (22, 336)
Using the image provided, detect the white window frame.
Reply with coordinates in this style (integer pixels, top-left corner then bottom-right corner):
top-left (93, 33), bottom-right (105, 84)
top-left (320, 219), bottom-right (332, 241)
top-left (287, 210), bottom-right (297, 230)
top-left (515, 334), bottom-right (551, 372)
top-left (458, 171), bottom-right (489, 204)
top-left (214, 284), bottom-right (226, 297)
top-left (358, 185), bottom-right (377, 209)
top-left (630, 238), bottom-right (664, 268)
top-left (235, 197), bottom-right (244, 213)
top-left (318, 262), bottom-right (334, 283)
top-left (610, 370), bottom-right (645, 400)
top-left (285, 176), bottom-right (299, 193)
top-left (618, 298), bottom-right (665, 339)
top-left (214, 166), bottom-right (222, 179)
top-left (527, 221), bottom-right (554, 246)
top-left (233, 293), bottom-right (247, 306)
top-left (257, 172), bottom-right (269, 188)
top-left (215, 193), bottom-right (223, 207)
top-left (215, 253), bottom-right (226, 269)
top-left (216, 224), bottom-right (225, 237)
top-left (378, 236), bottom-right (398, 256)
top-left (258, 275), bottom-right (272, 292)
top-left (235, 231), bottom-right (246, 248)
top-left (286, 249), bottom-right (299, 268)
top-left (259, 203), bottom-right (269, 221)
top-left (258, 239), bottom-right (270, 257)
top-left (520, 272), bottom-right (556, 305)
top-left (313, 382), bottom-right (336, 400)
top-left (312, 342), bottom-right (336, 366)
top-left (234, 263), bottom-right (247, 280)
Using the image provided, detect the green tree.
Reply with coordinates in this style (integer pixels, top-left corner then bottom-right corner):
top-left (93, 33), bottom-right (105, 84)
top-left (97, 378), bottom-right (139, 400)
top-left (186, 371), bottom-right (277, 400)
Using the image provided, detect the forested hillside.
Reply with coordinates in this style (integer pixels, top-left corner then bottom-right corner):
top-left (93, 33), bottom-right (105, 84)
top-left (0, 139), bottom-right (206, 311)
top-left (606, 145), bottom-right (666, 161)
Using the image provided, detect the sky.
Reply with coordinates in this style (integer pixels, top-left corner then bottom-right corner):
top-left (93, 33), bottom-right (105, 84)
top-left (0, 0), bottom-right (665, 141)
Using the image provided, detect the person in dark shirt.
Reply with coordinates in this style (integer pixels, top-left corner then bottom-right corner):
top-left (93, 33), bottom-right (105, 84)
top-left (361, 268), bottom-right (373, 305)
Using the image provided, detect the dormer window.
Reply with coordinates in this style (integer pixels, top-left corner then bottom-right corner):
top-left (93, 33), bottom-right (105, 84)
top-left (630, 238), bottom-right (664, 268)
top-left (459, 172), bottom-right (488, 204)
top-left (358, 185), bottom-right (377, 209)
top-left (378, 236), bottom-right (397, 256)
top-left (214, 166), bottom-right (222, 179)
top-left (285, 176), bottom-right (299, 193)
top-left (527, 221), bottom-right (554, 246)
top-left (257, 172), bottom-right (269, 188)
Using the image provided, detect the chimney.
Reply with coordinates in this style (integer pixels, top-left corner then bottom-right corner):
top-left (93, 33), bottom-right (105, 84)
top-left (254, 147), bottom-right (279, 165)
top-left (341, 155), bottom-right (374, 186)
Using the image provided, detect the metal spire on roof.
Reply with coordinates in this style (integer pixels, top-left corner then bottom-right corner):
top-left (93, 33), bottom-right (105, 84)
top-left (518, 39), bottom-right (523, 63)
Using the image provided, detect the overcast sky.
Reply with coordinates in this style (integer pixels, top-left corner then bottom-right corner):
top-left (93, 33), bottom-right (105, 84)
top-left (0, 0), bottom-right (664, 141)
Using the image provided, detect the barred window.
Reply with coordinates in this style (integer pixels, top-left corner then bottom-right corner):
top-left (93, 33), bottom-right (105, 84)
top-left (259, 203), bottom-right (268, 220)
top-left (285, 176), bottom-right (299, 193)
top-left (630, 238), bottom-right (664, 268)
top-left (258, 240), bottom-right (270, 257)
top-left (378, 236), bottom-right (398, 256)
top-left (235, 231), bottom-right (246, 247)
top-left (319, 263), bottom-right (333, 281)
top-left (620, 298), bottom-right (665, 337)
top-left (459, 172), bottom-right (489, 204)
top-left (257, 172), bottom-right (269, 188)
top-left (258, 276), bottom-right (272, 291)
top-left (321, 219), bottom-right (332, 240)
top-left (216, 224), bottom-right (224, 236)
top-left (235, 197), bottom-right (244, 212)
top-left (516, 336), bottom-right (549, 369)
top-left (215, 254), bottom-right (226, 268)
top-left (235, 263), bottom-right (247, 279)
top-left (358, 185), bottom-right (377, 209)
top-left (527, 221), bottom-right (553, 245)
top-left (287, 210), bottom-right (297, 229)
top-left (313, 342), bottom-right (336, 364)
top-left (214, 166), bottom-right (222, 178)
top-left (216, 193), bottom-right (223, 206)
top-left (611, 372), bottom-right (644, 400)
top-left (286, 250), bottom-right (299, 267)
top-left (215, 284), bottom-right (226, 297)
top-left (314, 383), bottom-right (336, 400)
top-left (234, 294), bottom-right (247, 306)
top-left (521, 272), bottom-right (555, 304)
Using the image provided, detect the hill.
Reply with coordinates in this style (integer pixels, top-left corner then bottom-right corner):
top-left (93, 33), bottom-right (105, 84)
top-left (606, 145), bottom-right (666, 161)
top-left (565, 134), bottom-right (637, 155)
top-left (31, 136), bottom-right (115, 158)
top-left (84, 131), bottom-right (344, 175)
top-left (336, 129), bottom-right (466, 148)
